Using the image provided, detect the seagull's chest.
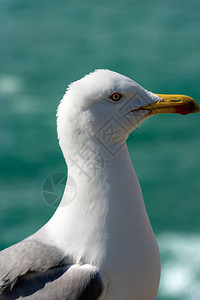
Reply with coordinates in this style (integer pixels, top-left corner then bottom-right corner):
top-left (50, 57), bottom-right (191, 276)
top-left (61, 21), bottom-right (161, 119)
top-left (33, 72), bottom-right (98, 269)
top-left (101, 216), bottom-right (161, 300)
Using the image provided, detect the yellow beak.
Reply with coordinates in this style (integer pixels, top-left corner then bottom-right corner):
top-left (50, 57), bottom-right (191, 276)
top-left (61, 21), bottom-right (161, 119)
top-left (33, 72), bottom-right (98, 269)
top-left (141, 94), bottom-right (200, 116)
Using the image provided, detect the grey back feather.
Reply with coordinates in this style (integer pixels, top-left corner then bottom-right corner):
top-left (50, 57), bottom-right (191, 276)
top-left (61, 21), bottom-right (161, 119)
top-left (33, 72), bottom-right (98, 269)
top-left (0, 240), bottom-right (67, 294)
top-left (0, 240), bottom-right (104, 299)
top-left (0, 264), bottom-right (104, 300)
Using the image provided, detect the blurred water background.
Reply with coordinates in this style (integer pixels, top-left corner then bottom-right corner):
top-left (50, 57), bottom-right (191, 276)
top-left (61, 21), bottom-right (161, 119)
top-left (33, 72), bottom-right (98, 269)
top-left (0, 0), bottom-right (200, 299)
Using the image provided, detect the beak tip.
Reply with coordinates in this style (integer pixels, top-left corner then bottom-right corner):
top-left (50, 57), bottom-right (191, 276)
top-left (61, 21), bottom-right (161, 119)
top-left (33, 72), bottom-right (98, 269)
top-left (189, 98), bottom-right (200, 114)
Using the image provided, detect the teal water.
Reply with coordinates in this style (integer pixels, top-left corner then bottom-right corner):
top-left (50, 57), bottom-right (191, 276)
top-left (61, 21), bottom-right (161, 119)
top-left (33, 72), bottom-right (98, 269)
top-left (0, 0), bottom-right (200, 299)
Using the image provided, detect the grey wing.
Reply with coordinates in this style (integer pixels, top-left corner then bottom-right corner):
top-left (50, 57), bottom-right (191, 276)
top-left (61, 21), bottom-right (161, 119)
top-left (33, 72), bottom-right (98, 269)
top-left (0, 241), bottom-right (106, 300)
top-left (1, 264), bottom-right (105, 300)
top-left (0, 239), bottom-right (67, 295)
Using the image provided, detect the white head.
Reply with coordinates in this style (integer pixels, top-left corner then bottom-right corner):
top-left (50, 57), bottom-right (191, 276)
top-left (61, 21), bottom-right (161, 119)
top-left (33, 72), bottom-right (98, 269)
top-left (57, 70), bottom-right (159, 160)
top-left (57, 69), bottom-right (199, 162)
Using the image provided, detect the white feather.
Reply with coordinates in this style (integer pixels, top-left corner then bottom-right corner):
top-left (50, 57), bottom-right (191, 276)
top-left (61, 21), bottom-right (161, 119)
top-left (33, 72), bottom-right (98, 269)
top-left (46, 70), bottom-right (161, 299)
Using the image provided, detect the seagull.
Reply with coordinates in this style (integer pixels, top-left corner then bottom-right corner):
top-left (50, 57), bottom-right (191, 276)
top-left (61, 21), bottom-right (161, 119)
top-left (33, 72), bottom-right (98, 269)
top-left (0, 70), bottom-right (199, 300)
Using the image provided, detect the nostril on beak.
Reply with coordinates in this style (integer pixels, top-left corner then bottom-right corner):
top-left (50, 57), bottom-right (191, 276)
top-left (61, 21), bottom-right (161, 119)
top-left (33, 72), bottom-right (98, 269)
top-left (170, 99), bottom-right (181, 102)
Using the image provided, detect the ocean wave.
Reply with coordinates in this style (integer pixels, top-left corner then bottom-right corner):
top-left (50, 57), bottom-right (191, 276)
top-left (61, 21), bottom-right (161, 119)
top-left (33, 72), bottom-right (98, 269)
top-left (0, 75), bottom-right (23, 95)
top-left (157, 232), bottom-right (200, 300)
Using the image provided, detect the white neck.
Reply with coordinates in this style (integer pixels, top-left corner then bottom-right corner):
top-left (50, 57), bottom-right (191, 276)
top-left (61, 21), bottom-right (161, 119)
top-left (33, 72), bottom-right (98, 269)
top-left (46, 141), bottom-right (153, 267)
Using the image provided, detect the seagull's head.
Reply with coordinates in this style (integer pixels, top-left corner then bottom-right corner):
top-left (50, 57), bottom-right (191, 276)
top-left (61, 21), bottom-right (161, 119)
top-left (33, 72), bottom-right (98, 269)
top-left (57, 69), bottom-right (199, 158)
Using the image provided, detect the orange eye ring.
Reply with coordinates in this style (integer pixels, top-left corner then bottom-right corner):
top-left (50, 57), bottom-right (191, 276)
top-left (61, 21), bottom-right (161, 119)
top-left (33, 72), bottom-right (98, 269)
top-left (109, 92), bottom-right (123, 102)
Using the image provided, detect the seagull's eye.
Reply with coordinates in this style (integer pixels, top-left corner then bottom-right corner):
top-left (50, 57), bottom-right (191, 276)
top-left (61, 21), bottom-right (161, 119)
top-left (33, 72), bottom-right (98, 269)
top-left (109, 93), bottom-right (123, 102)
